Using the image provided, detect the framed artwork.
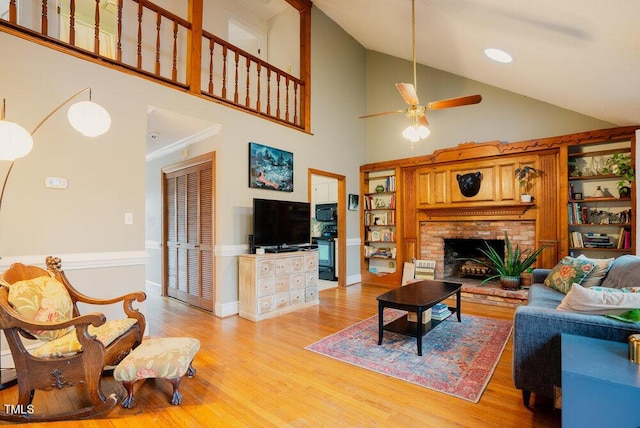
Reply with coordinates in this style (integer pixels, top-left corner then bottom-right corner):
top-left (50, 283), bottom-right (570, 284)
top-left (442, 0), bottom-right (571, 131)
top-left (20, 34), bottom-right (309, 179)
top-left (348, 194), bottom-right (359, 211)
top-left (248, 142), bottom-right (293, 192)
top-left (572, 192), bottom-right (583, 200)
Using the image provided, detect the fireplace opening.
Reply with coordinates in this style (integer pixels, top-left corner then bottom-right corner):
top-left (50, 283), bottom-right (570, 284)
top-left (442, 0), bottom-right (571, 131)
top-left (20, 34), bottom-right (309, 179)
top-left (443, 238), bottom-right (504, 279)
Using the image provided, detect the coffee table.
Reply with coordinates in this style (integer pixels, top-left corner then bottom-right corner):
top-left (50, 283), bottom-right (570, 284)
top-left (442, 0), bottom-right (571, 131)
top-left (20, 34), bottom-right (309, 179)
top-left (377, 280), bottom-right (462, 356)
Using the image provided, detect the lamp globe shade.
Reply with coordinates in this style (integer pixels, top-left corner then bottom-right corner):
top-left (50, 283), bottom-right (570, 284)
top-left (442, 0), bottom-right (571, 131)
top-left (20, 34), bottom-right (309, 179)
top-left (0, 120), bottom-right (34, 160)
top-left (67, 101), bottom-right (111, 137)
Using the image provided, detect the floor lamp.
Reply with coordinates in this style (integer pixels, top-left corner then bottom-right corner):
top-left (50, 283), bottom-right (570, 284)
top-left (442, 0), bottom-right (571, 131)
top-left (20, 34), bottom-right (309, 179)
top-left (0, 87), bottom-right (112, 389)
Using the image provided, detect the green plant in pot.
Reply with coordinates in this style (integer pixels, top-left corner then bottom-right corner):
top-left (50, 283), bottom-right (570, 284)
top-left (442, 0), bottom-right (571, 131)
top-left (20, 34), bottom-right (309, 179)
top-left (603, 153), bottom-right (634, 199)
top-left (465, 231), bottom-right (548, 290)
top-left (514, 166), bottom-right (540, 202)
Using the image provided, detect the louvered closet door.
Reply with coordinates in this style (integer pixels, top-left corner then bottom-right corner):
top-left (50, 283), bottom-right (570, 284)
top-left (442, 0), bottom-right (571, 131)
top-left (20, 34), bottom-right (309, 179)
top-left (165, 160), bottom-right (214, 311)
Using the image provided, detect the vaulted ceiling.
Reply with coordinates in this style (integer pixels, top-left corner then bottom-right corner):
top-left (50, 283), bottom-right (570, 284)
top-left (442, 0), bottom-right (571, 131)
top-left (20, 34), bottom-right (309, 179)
top-left (311, 0), bottom-right (640, 126)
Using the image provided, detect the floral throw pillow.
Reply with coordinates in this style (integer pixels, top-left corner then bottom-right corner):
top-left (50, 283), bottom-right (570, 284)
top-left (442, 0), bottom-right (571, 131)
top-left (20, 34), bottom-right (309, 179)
top-left (544, 256), bottom-right (595, 294)
top-left (7, 276), bottom-right (73, 341)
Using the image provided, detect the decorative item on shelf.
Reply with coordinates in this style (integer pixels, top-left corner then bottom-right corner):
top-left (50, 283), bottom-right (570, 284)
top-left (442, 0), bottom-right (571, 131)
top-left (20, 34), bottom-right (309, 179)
top-left (619, 186), bottom-right (632, 199)
top-left (572, 192), bottom-right (583, 200)
top-left (514, 165), bottom-right (540, 202)
top-left (592, 186), bottom-right (605, 198)
top-left (458, 231), bottom-right (549, 290)
top-left (603, 153), bottom-right (635, 198)
top-left (590, 156), bottom-right (604, 175)
top-left (375, 184), bottom-right (385, 193)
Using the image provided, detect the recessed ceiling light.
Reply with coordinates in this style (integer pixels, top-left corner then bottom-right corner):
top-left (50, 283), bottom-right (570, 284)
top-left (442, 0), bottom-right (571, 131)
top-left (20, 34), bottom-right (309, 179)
top-left (485, 48), bottom-right (513, 64)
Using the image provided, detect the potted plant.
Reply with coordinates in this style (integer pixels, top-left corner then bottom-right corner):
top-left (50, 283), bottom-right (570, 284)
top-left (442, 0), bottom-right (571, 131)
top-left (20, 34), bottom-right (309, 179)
top-left (603, 153), bottom-right (634, 199)
top-left (464, 231), bottom-right (548, 290)
top-left (514, 166), bottom-right (540, 202)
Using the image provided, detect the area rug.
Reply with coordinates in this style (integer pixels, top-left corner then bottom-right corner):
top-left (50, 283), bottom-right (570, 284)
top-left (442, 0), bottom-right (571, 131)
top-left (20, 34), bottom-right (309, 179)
top-left (305, 310), bottom-right (512, 403)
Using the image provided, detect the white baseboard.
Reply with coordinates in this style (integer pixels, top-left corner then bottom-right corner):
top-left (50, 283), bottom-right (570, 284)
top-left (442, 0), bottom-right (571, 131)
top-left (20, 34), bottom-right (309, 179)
top-left (215, 300), bottom-right (238, 318)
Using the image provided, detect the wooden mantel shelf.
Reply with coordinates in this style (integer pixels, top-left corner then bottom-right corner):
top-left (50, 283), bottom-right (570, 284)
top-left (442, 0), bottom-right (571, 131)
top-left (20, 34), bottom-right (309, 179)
top-left (420, 203), bottom-right (534, 218)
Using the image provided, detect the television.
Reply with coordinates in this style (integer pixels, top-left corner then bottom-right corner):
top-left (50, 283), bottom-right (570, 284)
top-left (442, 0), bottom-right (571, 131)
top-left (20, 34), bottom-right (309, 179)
top-left (253, 198), bottom-right (311, 252)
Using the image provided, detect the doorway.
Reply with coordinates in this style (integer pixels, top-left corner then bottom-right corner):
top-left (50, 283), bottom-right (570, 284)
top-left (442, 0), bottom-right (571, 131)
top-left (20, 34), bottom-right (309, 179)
top-left (309, 168), bottom-right (346, 288)
top-left (162, 153), bottom-right (216, 311)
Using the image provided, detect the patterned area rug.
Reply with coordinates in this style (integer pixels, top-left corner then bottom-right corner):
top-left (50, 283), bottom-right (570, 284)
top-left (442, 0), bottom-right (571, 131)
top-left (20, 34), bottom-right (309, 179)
top-left (305, 310), bottom-right (512, 403)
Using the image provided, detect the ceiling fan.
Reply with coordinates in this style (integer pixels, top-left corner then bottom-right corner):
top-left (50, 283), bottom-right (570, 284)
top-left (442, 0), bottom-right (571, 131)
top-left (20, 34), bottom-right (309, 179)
top-left (359, 0), bottom-right (482, 143)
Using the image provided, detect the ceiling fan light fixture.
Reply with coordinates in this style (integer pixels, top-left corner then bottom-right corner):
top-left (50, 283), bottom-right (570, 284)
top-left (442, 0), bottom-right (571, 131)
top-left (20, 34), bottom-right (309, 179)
top-left (485, 48), bottom-right (513, 64)
top-left (402, 123), bottom-right (430, 143)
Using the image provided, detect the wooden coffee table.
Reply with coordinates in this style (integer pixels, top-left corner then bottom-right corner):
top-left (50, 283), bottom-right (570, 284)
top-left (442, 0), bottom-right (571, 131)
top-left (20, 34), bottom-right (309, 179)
top-left (377, 280), bottom-right (462, 356)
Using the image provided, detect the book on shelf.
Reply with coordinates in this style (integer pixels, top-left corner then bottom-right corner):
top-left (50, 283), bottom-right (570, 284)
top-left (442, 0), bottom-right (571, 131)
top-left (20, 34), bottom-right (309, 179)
top-left (414, 259), bottom-right (436, 280)
top-left (433, 303), bottom-right (448, 312)
top-left (431, 310), bottom-right (452, 321)
top-left (364, 246), bottom-right (396, 259)
top-left (613, 227), bottom-right (632, 250)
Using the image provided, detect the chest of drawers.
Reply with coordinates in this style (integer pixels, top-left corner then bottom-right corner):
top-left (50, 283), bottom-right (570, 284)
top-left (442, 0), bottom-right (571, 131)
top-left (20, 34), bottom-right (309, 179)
top-left (239, 251), bottom-right (319, 321)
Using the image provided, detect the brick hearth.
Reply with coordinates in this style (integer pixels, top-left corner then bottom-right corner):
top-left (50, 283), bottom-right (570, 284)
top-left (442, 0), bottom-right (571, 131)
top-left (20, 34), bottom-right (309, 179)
top-left (420, 220), bottom-right (536, 307)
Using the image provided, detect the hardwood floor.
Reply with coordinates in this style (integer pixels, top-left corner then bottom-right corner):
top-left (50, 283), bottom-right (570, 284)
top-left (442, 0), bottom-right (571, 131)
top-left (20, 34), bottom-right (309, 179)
top-left (0, 284), bottom-right (560, 427)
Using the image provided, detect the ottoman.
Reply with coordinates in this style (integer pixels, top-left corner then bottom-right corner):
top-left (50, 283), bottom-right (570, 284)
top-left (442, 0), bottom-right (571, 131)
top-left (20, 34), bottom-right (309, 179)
top-left (114, 337), bottom-right (200, 408)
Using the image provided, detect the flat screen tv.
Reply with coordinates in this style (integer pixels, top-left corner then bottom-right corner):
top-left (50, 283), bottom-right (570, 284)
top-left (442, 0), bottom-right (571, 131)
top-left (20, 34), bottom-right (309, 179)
top-left (253, 198), bottom-right (311, 251)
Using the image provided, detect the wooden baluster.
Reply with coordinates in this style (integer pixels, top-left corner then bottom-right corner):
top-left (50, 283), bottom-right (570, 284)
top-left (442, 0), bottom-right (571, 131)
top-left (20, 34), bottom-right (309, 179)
top-left (94, 0), bottom-right (100, 54)
top-left (276, 73), bottom-right (281, 119)
top-left (221, 45), bottom-right (228, 99)
top-left (69, 0), bottom-right (76, 45)
top-left (40, 0), bottom-right (48, 35)
top-left (172, 20), bottom-right (178, 82)
top-left (293, 82), bottom-right (298, 125)
top-left (137, 2), bottom-right (143, 69)
top-left (285, 76), bottom-right (290, 122)
top-left (8, 0), bottom-right (16, 24)
top-left (208, 39), bottom-right (214, 95)
top-left (233, 50), bottom-right (239, 103)
top-left (266, 68), bottom-right (271, 116)
top-left (155, 12), bottom-right (161, 76)
top-left (116, 0), bottom-right (123, 62)
top-left (245, 57), bottom-right (251, 107)
top-left (256, 63), bottom-right (261, 112)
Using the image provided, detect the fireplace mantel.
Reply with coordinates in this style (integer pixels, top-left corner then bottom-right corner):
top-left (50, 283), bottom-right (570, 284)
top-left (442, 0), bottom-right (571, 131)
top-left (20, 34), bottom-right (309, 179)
top-left (419, 203), bottom-right (534, 219)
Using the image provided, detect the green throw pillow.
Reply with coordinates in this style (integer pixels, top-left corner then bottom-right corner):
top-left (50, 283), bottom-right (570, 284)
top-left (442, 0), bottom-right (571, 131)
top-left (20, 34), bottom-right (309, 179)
top-left (544, 256), bottom-right (595, 294)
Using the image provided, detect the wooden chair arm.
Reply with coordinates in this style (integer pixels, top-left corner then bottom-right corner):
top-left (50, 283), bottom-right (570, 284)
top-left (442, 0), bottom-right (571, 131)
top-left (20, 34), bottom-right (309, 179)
top-left (43, 256), bottom-right (147, 338)
top-left (0, 295), bottom-right (106, 332)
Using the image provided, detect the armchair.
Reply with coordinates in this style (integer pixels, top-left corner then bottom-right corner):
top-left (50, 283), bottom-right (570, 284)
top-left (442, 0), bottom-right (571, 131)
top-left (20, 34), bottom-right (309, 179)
top-left (0, 256), bottom-right (146, 422)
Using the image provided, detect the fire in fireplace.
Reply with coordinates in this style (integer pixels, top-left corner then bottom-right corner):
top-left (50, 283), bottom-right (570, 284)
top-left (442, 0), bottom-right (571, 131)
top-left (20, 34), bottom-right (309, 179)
top-left (443, 238), bottom-right (504, 279)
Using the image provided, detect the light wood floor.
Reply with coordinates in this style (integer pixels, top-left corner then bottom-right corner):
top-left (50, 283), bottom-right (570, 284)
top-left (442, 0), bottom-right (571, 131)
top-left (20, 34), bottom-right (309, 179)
top-left (0, 284), bottom-right (560, 427)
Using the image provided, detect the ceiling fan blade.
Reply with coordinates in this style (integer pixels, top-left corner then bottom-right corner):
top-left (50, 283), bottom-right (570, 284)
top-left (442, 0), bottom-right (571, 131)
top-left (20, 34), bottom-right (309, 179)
top-left (427, 94), bottom-right (483, 110)
top-left (396, 83), bottom-right (420, 105)
top-left (418, 115), bottom-right (429, 128)
top-left (359, 109), bottom-right (405, 119)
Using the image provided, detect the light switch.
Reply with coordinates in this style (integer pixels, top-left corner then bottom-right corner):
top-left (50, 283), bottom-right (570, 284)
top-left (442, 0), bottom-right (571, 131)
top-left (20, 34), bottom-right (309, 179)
top-left (124, 213), bottom-right (133, 225)
top-left (45, 177), bottom-right (68, 189)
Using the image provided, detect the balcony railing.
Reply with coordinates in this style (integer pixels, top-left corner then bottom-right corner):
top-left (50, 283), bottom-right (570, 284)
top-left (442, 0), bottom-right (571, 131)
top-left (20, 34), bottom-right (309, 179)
top-left (0, 0), bottom-right (311, 131)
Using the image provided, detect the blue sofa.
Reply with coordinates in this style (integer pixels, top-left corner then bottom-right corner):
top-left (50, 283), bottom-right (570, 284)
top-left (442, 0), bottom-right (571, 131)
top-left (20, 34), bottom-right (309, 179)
top-left (513, 255), bottom-right (640, 406)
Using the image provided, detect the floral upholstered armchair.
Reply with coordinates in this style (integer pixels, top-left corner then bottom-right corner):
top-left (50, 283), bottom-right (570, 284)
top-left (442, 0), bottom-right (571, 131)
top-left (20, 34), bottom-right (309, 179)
top-left (0, 256), bottom-right (146, 422)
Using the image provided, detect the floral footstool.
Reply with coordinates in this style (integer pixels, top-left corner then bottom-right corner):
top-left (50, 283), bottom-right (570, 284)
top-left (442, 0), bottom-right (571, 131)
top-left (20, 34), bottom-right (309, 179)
top-left (114, 337), bottom-right (200, 408)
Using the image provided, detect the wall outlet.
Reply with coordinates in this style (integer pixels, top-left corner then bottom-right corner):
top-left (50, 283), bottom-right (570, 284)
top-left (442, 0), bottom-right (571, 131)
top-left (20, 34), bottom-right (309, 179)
top-left (124, 213), bottom-right (133, 225)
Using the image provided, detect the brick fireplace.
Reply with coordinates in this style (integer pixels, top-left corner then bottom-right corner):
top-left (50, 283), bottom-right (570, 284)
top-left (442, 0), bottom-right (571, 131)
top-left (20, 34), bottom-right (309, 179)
top-left (419, 220), bottom-right (536, 280)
